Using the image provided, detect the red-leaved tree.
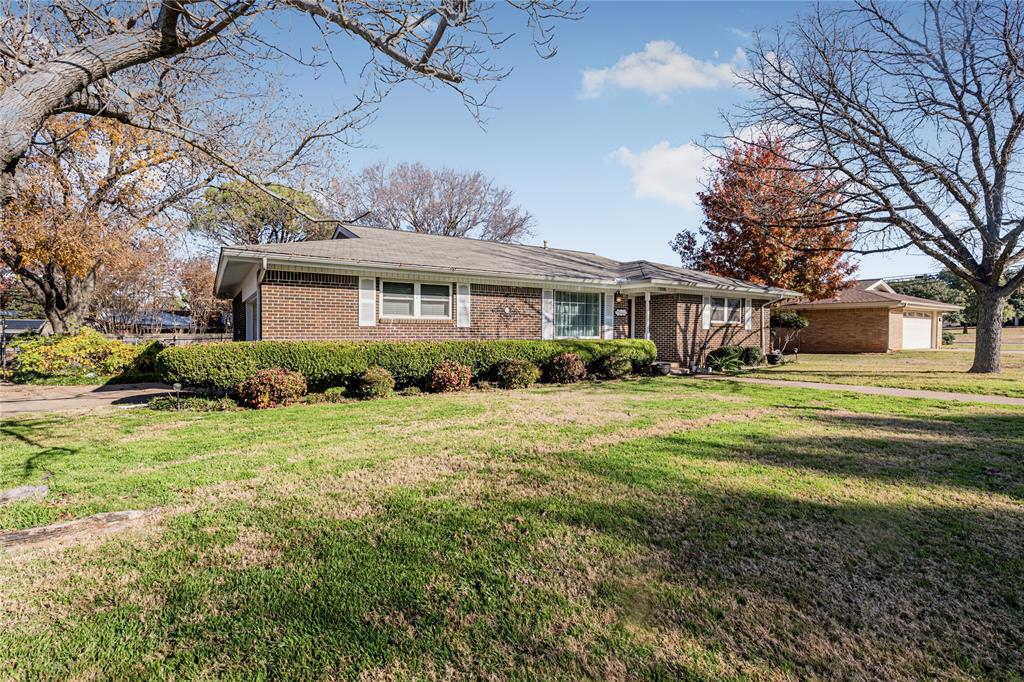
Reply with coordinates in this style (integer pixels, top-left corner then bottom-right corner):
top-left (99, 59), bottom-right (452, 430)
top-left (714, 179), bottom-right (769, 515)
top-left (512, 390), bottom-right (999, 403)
top-left (672, 138), bottom-right (858, 299)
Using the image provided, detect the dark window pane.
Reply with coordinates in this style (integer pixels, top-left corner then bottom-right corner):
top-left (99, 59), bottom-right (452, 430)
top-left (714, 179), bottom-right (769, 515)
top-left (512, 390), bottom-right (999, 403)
top-left (382, 281), bottom-right (414, 295)
top-left (421, 284), bottom-right (449, 298)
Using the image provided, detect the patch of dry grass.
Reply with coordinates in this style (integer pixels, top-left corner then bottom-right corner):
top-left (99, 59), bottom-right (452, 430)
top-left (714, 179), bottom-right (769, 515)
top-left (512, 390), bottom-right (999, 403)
top-left (1, 379), bottom-right (1021, 679)
top-left (749, 349), bottom-right (1024, 397)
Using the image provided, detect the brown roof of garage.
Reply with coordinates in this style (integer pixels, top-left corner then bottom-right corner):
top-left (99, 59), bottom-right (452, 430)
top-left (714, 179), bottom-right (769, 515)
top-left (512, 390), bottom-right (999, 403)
top-left (781, 279), bottom-right (961, 310)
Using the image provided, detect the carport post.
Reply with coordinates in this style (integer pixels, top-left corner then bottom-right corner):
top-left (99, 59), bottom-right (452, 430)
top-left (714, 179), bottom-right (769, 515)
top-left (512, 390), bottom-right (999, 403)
top-left (644, 292), bottom-right (651, 340)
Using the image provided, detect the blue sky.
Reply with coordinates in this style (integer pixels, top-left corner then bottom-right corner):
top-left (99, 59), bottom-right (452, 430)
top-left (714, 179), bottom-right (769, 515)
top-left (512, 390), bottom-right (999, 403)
top-left (290, 1), bottom-right (939, 279)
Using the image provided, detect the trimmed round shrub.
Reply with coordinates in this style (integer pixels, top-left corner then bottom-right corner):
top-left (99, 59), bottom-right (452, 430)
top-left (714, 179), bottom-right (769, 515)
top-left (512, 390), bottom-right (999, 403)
top-left (234, 368), bottom-right (307, 408)
top-left (942, 331), bottom-right (956, 346)
top-left (356, 366), bottom-right (395, 399)
top-left (427, 360), bottom-right (472, 393)
top-left (545, 352), bottom-right (587, 384)
top-left (494, 358), bottom-right (541, 389)
top-left (323, 386), bottom-right (348, 402)
top-left (592, 353), bottom-right (632, 379)
top-left (739, 346), bottom-right (766, 366)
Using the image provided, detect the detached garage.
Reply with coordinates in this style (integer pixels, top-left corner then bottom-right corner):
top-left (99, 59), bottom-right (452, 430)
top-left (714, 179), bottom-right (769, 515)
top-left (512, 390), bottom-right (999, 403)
top-left (777, 279), bottom-right (962, 353)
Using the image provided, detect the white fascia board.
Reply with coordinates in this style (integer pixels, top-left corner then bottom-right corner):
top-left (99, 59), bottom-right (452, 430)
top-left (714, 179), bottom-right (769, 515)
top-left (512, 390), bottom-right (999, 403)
top-left (219, 251), bottom-right (797, 299)
top-left (616, 280), bottom-right (796, 300)
top-left (213, 248), bottom-right (230, 298)
top-left (222, 252), bottom-right (622, 290)
top-left (899, 302), bottom-right (964, 312)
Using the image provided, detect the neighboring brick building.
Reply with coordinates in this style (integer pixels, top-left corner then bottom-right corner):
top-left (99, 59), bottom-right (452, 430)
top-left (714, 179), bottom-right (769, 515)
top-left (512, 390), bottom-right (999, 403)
top-left (777, 279), bottom-right (961, 352)
top-left (216, 224), bottom-right (795, 365)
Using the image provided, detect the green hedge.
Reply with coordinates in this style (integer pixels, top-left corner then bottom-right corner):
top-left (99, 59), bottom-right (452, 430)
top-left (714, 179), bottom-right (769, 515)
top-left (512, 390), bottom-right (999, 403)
top-left (155, 338), bottom-right (657, 392)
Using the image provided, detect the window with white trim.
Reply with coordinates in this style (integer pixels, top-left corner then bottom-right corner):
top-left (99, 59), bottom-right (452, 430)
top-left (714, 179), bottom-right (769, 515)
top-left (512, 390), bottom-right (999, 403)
top-left (710, 297), bottom-right (743, 324)
top-left (381, 281), bottom-right (451, 319)
top-left (554, 291), bottom-right (600, 338)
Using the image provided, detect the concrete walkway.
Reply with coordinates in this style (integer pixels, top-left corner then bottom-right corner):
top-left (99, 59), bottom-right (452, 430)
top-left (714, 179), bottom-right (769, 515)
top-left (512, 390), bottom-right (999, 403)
top-left (1, 383), bottom-right (174, 416)
top-left (694, 375), bottom-right (1024, 406)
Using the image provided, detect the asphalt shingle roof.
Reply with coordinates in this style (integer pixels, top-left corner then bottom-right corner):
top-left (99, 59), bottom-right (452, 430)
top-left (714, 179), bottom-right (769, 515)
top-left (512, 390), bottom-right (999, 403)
top-left (221, 225), bottom-right (795, 296)
top-left (781, 279), bottom-right (961, 310)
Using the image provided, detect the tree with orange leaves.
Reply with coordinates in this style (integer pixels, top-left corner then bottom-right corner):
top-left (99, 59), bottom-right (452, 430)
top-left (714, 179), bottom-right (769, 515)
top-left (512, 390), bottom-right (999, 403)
top-left (0, 115), bottom-right (207, 333)
top-left (672, 138), bottom-right (858, 299)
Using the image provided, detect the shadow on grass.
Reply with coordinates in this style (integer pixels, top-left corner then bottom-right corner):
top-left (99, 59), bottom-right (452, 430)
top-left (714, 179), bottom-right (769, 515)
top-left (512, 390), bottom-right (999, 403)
top-left (12, 411), bottom-right (1023, 680)
top-left (0, 418), bottom-right (77, 484)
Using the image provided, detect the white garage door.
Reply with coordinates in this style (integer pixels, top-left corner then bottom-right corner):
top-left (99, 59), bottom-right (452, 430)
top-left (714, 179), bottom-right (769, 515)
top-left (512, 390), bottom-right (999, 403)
top-left (902, 312), bottom-right (932, 349)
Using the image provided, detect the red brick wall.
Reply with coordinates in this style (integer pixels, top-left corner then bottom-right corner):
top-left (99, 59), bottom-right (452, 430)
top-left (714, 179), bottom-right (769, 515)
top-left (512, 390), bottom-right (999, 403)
top-left (633, 294), bottom-right (768, 364)
top-left (790, 307), bottom-right (893, 353)
top-left (260, 271), bottom-right (543, 341)
top-left (613, 298), bottom-right (631, 339)
top-left (258, 271), bottom-right (769, 361)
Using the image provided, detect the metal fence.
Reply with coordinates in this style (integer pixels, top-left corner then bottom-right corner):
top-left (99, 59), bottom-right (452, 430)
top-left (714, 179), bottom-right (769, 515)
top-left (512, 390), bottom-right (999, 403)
top-left (106, 332), bottom-right (231, 346)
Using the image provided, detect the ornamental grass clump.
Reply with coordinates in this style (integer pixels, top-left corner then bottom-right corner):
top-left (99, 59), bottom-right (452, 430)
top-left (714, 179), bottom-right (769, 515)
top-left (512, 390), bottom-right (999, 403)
top-left (545, 352), bottom-right (587, 384)
top-left (494, 358), bottom-right (541, 389)
top-left (234, 368), bottom-right (307, 408)
top-left (427, 360), bottom-right (473, 392)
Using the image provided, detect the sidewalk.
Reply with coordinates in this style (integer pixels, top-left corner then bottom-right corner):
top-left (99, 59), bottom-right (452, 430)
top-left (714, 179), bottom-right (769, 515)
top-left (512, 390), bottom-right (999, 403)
top-left (1, 383), bottom-right (174, 416)
top-left (694, 375), bottom-right (1024, 406)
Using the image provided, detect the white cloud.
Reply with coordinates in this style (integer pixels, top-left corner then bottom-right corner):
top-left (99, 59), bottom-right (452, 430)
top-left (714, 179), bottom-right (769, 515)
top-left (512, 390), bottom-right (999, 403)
top-left (729, 27), bottom-right (753, 40)
top-left (580, 41), bottom-right (745, 100)
top-left (613, 140), bottom-right (711, 209)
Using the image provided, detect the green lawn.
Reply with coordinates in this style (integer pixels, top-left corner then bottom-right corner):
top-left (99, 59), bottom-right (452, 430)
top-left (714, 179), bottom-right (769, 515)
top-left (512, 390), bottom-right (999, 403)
top-left (748, 349), bottom-right (1024, 398)
top-left (2, 379), bottom-right (1022, 679)
top-left (946, 325), bottom-right (1024, 351)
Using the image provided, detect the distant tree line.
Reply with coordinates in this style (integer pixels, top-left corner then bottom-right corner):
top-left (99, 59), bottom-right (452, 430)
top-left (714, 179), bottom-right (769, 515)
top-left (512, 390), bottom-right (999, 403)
top-left (889, 273), bottom-right (1024, 330)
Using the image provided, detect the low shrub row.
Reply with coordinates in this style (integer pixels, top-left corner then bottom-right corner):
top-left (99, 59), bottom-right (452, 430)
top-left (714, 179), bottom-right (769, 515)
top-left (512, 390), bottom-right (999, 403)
top-left (155, 338), bottom-right (657, 392)
top-left (706, 344), bottom-right (765, 369)
top-left (11, 328), bottom-right (162, 384)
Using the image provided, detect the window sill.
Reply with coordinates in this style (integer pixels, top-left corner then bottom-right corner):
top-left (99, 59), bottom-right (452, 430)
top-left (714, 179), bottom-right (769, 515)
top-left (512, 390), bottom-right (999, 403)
top-left (380, 316), bottom-right (452, 322)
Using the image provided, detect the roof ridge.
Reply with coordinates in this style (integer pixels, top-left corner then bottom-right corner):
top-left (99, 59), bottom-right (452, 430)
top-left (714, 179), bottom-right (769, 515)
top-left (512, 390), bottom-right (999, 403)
top-left (343, 224), bottom-right (609, 259)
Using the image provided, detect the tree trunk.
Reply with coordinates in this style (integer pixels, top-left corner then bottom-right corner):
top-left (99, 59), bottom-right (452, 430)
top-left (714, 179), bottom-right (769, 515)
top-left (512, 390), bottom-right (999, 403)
top-left (16, 269), bottom-right (93, 335)
top-left (969, 287), bottom-right (1005, 373)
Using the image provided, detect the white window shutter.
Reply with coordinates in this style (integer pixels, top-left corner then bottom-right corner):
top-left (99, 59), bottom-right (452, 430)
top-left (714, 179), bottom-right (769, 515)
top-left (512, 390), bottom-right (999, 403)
top-left (744, 298), bottom-right (752, 330)
top-left (456, 283), bottom-right (471, 327)
top-left (542, 289), bottom-right (554, 339)
top-left (358, 277), bottom-right (376, 326)
top-left (603, 293), bottom-right (614, 339)
top-left (701, 295), bottom-right (711, 330)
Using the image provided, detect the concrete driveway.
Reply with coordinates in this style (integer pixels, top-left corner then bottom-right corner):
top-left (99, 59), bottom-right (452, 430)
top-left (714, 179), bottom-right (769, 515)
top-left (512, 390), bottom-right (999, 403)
top-left (1, 383), bottom-right (174, 416)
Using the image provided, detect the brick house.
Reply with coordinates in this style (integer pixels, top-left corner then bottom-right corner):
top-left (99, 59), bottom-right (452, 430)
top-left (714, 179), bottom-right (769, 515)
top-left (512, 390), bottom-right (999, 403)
top-left (213, 225), bottom-right (796, 366)
top-left (776, 278), bottom-right (962, 352)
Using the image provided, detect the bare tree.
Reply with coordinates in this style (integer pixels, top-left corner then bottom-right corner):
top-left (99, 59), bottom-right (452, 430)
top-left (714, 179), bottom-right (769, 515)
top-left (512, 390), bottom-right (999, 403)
top-left (178, 256), bottom-right (228, 333)
top-left (89, 236), bottom-right (180, 334)
top-left (337, 162), bottom-right (534, 241)
top-left (0, 1), bottom-right (579, 218)
top-left (734, 1), bottom-right (1024, 373)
